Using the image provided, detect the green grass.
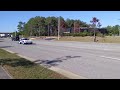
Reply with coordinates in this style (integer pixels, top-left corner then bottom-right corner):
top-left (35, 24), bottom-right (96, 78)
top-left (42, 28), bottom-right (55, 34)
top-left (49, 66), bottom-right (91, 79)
top-left (58, 36), bottom-right (120, 43)
top-left (0, 49), bottom-right (67, 79)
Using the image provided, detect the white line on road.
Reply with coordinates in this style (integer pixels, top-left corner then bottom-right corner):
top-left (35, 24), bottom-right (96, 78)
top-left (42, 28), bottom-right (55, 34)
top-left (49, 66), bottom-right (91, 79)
top-left (35, 42), bottom-right (119, 52)
top-left (100, 56), bottom-right (120, 61)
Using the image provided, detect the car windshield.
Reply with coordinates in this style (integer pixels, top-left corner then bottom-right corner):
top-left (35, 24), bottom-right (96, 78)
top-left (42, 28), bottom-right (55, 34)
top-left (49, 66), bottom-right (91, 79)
top-left (22, 38), bottom-right (29, 40)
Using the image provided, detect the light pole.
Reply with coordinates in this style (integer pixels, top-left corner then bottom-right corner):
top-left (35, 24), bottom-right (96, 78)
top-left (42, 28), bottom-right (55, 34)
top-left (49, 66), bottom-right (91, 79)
top-left (58, 16), bottom-right (60, 40)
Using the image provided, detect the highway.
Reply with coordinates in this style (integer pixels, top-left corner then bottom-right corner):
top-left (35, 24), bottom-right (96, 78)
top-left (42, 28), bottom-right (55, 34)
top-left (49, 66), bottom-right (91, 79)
top-left (1, 38), bottom-right (120, 79)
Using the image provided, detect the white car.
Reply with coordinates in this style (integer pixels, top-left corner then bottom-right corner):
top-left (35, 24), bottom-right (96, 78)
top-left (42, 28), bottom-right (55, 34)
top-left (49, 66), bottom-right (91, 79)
top-left (19, 38), bottom-right (32, 44)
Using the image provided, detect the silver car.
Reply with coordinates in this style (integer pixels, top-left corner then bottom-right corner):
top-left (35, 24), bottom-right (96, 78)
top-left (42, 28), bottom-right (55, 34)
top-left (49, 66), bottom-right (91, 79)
top-left (19, 38), bottom-right (32, 44)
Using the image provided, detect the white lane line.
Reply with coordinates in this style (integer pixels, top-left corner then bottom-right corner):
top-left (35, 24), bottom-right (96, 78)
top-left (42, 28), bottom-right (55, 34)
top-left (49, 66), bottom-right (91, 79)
top-left (35, 42), bottom-right (118, 52)
top-left (100, 56), bottom-right (120, 61)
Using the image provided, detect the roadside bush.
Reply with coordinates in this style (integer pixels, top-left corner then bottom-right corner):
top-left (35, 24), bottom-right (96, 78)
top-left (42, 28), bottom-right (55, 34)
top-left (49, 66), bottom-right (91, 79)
top-left (97, 32), bottom-right (103, 37)
top-left (109, 33), bottom-right (112, 36)
top-left (63, 33), bottom-right (73, 36)
top-left (73, 33), bottom-right (81, 37)
top-left (63, 31), bottom-right (92, 37)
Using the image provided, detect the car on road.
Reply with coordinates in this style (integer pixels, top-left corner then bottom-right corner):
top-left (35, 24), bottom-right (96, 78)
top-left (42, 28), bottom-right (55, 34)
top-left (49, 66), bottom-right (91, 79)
top-left (12, 36), bottom-right (20, 41)
top-left (19, 38), bottom-right (32, 44)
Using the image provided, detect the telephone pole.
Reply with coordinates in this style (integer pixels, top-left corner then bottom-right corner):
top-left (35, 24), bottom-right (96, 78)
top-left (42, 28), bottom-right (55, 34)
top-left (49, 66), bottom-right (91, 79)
top-left (58, 17), bottom-right (60, 40)
top-left (118, 26), bottom-right (120, 36)
top-left (15, 30), bottom-right (16, 36)
top-left (48, 24), bottom-right (49, 36)
top-left (74, 22), bottom-right (75, 34)
top-left (118, 19), bottom-right (120, 36)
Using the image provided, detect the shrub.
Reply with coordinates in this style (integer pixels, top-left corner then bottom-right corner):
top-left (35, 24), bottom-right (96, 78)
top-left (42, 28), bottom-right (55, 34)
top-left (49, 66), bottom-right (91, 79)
top-left (97, 32), bottom-right (103, 37)
top-left (109, 33), bottom-right (112, 36)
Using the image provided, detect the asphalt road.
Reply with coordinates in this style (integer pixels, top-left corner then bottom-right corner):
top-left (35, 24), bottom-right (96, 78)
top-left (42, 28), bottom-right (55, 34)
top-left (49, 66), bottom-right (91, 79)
top-left (1, 38), bottom-right (120, 79)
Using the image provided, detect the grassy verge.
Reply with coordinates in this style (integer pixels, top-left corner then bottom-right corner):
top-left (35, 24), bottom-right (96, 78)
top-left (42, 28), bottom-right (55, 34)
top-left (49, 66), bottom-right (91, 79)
top-left (0, 49), bottom-right (67, 79)
top-left (58, 36), bottom-right (120, 43)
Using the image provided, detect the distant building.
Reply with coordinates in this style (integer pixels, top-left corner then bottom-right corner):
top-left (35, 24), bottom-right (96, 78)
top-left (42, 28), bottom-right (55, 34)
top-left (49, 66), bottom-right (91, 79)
top-left (62, 27), bottom-right (108, 34)
top-left (0, 32), bottom-right (12, 37)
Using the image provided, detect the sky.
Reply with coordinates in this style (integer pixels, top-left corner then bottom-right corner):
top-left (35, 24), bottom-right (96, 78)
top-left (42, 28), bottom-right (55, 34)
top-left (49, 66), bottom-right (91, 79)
top-left (1, 11), bottom-right (120, 32)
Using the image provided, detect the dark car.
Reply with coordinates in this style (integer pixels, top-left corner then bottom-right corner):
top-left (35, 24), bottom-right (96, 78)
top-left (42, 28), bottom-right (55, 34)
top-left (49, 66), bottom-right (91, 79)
top-left (12, 36), bottom-right (19, 41)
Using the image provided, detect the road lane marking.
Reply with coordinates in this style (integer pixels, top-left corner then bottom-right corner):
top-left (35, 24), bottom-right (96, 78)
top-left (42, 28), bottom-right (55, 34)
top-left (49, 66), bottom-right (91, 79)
top-left (34, 42), bottom-right (120, 52)
top-left (100, 56), bottom-right (120, 61)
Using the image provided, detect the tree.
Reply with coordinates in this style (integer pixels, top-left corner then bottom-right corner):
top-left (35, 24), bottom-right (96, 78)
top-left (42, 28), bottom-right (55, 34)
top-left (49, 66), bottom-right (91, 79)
top-left (17, 21), bottom-right (25, 32)
top-left (17, 16), bottom-right (90, 37)
top-left (17, 21), bottom-right (25, 36)
top-left (112, 25), bottom-right (119, 36)
top-left (66, 19), bottom-right (74, 28)
top-left (35, 16), bottom-right (46, 36)
top-left (106, 25), bottom-right (120, 36)
top-left (45, 17), bottom-right (52, 36)
top-left (74, 20), bottom-right (81, 33)
top-left (45, 16), bottom-right (58, 36)
top-left (106, 25), bottom-right (113, 36)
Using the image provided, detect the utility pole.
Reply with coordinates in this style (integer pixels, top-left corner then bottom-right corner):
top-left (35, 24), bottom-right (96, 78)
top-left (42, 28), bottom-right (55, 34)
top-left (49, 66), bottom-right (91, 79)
top-left (118, 26), bottom-right (120, 36)
top-left (15, 30), bottom-right (16, 36)
top-left (74, 22), bottom-right (75, 34)
top-left (118, 19), bottom-right (120, 36)
top-left (39, 26), bottom-right (40, 36)
top-left (93, 24), bottom-right (96, 42)
top-left (58, 17), bottom-right (60, 40)
top-left (119, 27), bottom-right (120, 36)
top-left (48, 23), bottom-right (49, 36)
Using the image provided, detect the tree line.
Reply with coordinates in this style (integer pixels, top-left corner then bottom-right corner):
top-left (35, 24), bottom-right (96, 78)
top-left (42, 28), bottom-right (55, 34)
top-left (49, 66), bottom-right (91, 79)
top-left (16, 16), bottom-right (89, 37)
top-left (105, 25), bottom-right (120, 36)
top-left (16, 16), bottom-right (120, 37)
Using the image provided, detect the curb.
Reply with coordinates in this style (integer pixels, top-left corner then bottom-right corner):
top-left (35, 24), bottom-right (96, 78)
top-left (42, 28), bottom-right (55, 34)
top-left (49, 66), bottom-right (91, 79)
top-left (0, 66), bottom-right (13, 79)
top-left (49, 67), bottom-right (87, 79)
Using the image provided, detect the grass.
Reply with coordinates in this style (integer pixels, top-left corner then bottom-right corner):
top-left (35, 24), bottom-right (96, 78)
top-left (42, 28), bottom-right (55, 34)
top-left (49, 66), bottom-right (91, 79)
top-left (0, 49), bottom-right (67, 79)
top-left (58, 36), bottom-right (120, 43)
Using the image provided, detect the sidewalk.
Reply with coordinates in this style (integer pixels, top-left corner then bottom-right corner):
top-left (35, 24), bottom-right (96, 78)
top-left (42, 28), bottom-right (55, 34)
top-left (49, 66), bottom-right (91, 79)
top-left (0, 66), bottom-right (12, 79)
